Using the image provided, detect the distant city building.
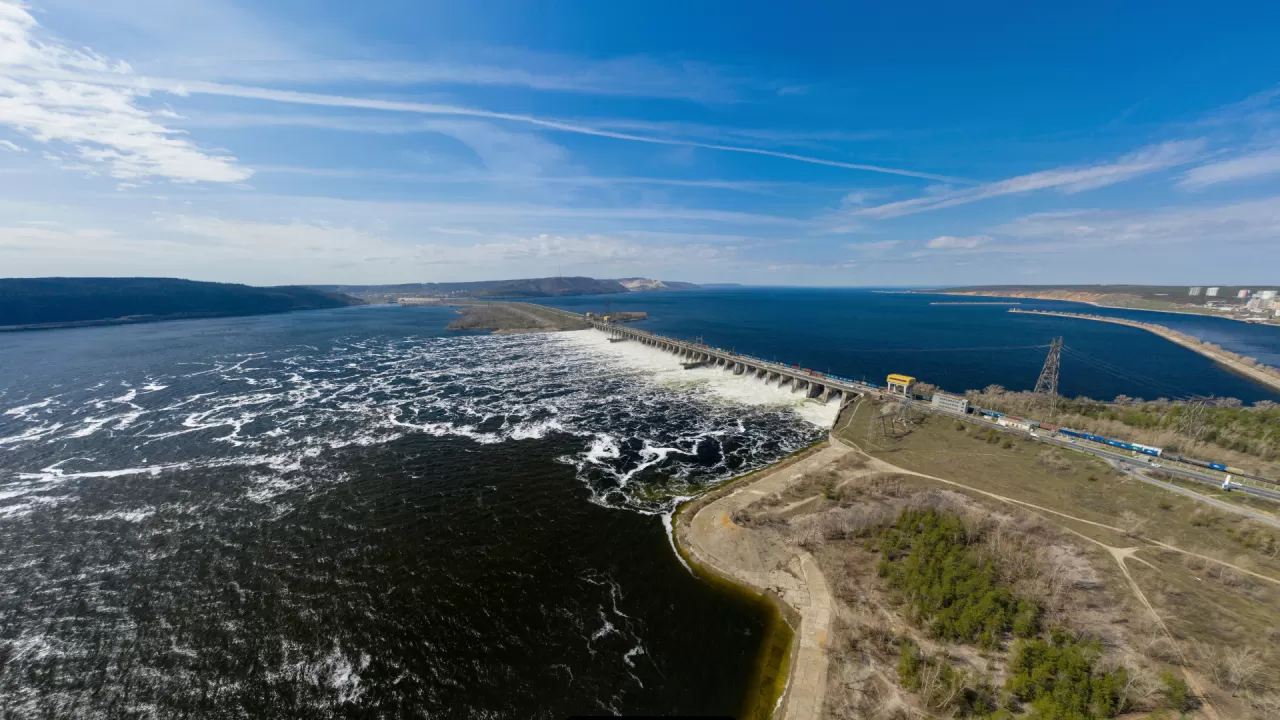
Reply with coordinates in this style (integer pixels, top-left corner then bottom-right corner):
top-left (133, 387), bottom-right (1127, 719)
top-left (1259, 290), bottom-right (1277, 300)
top-left (1189, 286), bottom-right (1201, 296)
top-left (931, 393), bottom-right (969, 414)
top-left (1206, 287), bottom-right (1220, 297)
top-left (1238, 289), bottom-right (1251, 299)
top-left (1246, 297), bottom-right (1276, 312)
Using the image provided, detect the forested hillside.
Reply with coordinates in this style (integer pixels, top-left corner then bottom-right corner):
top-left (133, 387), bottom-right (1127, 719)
top-left (0, 278), bottom-right (363, 329)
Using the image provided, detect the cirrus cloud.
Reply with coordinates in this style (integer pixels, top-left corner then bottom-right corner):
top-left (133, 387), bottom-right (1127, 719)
top-left (925, 234), bottom-right (990, 249)
top-left (0, 2), bottom-right (250, 183)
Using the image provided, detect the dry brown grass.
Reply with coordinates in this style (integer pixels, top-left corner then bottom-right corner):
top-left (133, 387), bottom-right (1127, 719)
top-left (729, 460), bottom-right (1151, 717)
top-left (809, 398), bottom-right (1280, 716)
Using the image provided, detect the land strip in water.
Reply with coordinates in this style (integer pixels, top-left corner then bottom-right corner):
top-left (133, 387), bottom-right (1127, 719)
top-left (928, 284), bottom-right (1280, 324)
top-left (1011, 308), bottom-right (1280, 393)
top-left (446, 301), bottom-right (591, 333)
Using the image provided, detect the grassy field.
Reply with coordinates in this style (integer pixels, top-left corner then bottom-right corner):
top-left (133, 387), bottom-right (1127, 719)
top-left (830, 398), bottom-right (1280, 716)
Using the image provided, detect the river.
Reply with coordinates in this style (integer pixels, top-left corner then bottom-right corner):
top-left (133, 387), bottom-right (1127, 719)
top-left (1, 288), bottom-right (1277, 717)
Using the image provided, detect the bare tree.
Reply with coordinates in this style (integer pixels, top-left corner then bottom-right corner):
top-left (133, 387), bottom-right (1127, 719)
top-left (1221, 647), bottom-right (1265, 695)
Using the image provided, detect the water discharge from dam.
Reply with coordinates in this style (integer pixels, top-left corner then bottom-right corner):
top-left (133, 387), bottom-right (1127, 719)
top-left (5, 289), bottom-right (1275, 717)
top-left (0, 309), bottom-right (832, 717)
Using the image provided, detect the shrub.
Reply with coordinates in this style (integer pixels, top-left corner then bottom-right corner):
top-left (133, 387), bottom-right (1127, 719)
top-left (897, 639), bottom-right (998, 716)
top-left (1037, 450), bottom-right (1072, 472)
top-left (1159, 670), bottom-right (1192, 712)
top-left (1004, 629), bottom-right (1128, 718)
top-left (1002, 439), bottom-right (1015, 449)
top-left (878, 508), bottom-right (1039, 649)
top-left (1157, 500), bottom-right (1173, 511)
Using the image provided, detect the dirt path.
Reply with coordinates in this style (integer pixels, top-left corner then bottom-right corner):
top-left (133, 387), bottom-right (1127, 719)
top-left (831, 432), bottom-right (1275, 719)
top-left (831, 432), bottom-right (1280, 587)
top-left (678, 444), bottom-right (851, 720)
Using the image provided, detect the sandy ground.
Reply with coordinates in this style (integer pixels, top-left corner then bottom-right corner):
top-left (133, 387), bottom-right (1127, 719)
top-left (680, 413), bottom-right (1279, 718)
top-left (676, 444), bottom-right (850, 720)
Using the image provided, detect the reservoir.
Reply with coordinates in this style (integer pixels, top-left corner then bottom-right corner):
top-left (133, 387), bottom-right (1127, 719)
top-left (2, 288), bottom-right (1277, 717)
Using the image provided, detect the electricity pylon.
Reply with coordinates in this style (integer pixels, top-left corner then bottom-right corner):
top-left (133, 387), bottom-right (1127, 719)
top-left (1177, 398), bottom-right (1208, 443)
top-left (1034, 337), bottom-right (1063, 417)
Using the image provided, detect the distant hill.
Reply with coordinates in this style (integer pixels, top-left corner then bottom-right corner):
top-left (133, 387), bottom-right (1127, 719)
top-left (0, 278), bottom-right (363, 330)
top-left (615, 278), bottom-right (700, 291)
top-left (320, 276), bottom-right (700, 301)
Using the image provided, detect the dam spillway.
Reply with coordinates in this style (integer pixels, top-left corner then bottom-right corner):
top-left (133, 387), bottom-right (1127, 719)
top-left (592, 319), bottom-right (878, 404)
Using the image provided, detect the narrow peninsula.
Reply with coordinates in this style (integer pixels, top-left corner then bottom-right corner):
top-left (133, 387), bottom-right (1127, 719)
top-left (1012, 308), bottom-right (1280, 392)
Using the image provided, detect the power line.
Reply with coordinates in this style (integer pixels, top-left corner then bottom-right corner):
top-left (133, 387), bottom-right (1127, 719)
top-left (1061, 345), bottom-right (1195, 400)
top-left (1034, 337), bottom-right (1063, 417)
top-left (852, 344), bottom-right (1051, 354)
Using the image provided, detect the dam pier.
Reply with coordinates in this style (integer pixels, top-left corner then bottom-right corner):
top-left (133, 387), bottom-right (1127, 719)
top-left (594, 319), bottom-right (877, 404)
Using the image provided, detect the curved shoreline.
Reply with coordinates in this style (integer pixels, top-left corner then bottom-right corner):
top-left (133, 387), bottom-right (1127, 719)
top-left (933, 289), bottom-right (1278, 325)
top-left (672, 441), bottom-right (843, 719)
top-left (1011, 308), bottom-right (1280, 393)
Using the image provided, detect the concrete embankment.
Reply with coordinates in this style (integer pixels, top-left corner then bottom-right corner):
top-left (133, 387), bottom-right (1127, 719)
top-left (674, 441), bottom-right (846, 720)
top-left (1012, 308), bottom-right (1280, 393)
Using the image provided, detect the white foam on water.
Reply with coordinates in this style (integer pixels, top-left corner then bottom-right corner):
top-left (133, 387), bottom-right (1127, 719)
top-left (3, 398), bottom-right (54, 417)
top-left (69, 508), bottom-right (156, 523)
top-left (17, 462), bottom-right (190, 482)
top-left (557, 329), bottom-right (840, 429)
top-left (0, 421), bottom-right (64, 446)
top-left (2, 326), bottom-right (826, 522)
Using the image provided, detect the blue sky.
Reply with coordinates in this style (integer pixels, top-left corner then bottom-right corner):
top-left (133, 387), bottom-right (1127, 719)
top-left (2, 0), bottom-right (1280, 286)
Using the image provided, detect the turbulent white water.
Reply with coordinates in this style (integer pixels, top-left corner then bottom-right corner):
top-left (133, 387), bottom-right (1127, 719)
top-left (0, 329), bottom-right (832, 520)
top-left (0, 324), bottom-right (830, 717)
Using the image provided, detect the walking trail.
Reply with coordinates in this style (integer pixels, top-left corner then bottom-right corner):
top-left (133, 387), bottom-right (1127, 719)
top-left (681, 395), bottom-right (1276, 718)
top-left (677, 443), bottom-right (850, 720)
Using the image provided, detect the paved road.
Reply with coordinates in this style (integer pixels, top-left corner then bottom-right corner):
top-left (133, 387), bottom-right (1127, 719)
top-left (906, 398), bottom-right (1280, 509)
top-left (1103, 460), bottom-right (1280, 528)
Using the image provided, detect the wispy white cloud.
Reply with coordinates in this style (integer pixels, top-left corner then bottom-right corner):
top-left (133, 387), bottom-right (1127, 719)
top-left (766, 261), bottom-right (856, 272)
top-left (850, 140), bottom-right (1204, 219)
top-left (0, 3), bottom-right (250, 183)
top-left (925, 234), bottom-right (989, 249)
top-left (251, 165), bottom-right (792, 193)
top-left (6, 62), bottom-right (961, 183)
top-left (845, 239), bottom-right (903, 255)
top-left (182, 55), bottom-right (756, 104)
top-left (1180, 148), bottom-right (1280, 189)
top-left (423, 119), bottom-right (571, 177)
top-left (991, 196), bottom-right (1280, 250)
top-left (155, 215), bottom-right (737, 273)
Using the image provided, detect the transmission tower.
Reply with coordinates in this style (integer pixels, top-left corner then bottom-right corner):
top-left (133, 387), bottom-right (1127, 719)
top-left (1034, 337), bottom-right (1063, 417)
top-left (1177, 398), bottom-right (1208, 444)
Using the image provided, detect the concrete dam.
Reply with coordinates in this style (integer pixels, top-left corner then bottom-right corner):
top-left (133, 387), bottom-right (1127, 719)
top-left (592, 319), bottom-right (878, 404)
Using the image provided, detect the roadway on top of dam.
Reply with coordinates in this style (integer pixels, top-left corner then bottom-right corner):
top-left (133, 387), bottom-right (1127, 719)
top-left (526, 302), bottom-right (876, 402)
top-left (593, 319), bottom-right (877, 403)
top-left (529, 304), bottom-right (1280, 505)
